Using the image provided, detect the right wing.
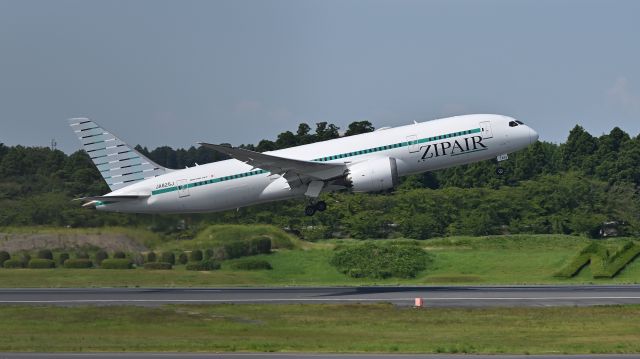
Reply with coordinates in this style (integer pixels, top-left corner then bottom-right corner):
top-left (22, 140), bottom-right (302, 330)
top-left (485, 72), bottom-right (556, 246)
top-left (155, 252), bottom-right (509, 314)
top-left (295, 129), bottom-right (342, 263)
top-left (198, 143), bottom-right (347, 182)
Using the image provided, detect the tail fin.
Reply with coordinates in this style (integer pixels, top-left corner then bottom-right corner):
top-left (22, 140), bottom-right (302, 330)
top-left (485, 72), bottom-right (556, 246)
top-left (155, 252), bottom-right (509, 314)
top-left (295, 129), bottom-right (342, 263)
top-left (68, 118), bottom-right (170, 191)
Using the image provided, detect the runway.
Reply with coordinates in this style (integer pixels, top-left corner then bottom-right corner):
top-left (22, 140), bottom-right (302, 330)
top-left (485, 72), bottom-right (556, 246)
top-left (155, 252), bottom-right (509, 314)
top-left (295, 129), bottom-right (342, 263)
top-left (1, 285), bottom-right (640, 307)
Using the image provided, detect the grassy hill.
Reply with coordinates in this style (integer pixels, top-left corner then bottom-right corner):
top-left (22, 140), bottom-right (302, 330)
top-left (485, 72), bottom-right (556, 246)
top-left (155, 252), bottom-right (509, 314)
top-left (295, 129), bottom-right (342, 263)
top-left (156, 224), bottom-right (301, 251)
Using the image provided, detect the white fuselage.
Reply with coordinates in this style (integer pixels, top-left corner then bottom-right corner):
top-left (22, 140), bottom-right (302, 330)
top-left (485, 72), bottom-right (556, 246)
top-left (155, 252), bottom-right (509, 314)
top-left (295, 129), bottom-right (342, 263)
top-left (98, 114), bottom-right (537, 213)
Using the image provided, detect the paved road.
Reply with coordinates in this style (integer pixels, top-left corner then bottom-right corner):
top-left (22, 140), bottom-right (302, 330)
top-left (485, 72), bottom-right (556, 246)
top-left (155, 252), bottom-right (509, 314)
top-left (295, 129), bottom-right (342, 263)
top-left (1, 354), bottom-right (640, 359)
top-left (1, 285), bottom-right (640, 307)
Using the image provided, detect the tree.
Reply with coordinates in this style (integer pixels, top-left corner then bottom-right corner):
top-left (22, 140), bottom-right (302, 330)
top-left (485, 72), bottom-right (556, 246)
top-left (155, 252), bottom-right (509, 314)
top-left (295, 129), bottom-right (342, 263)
top-left (314, 122), bottom-right (340, 141)
top-left (560, 125), bottom-right (597, 172)
top-left (344, 121), bottom-right (375, 136)
top-left (296, 123), bottom-right (313, 144)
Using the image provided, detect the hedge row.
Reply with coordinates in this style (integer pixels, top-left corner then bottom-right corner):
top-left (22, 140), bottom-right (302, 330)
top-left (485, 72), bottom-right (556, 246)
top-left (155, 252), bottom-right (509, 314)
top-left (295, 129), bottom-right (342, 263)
top-left (64, 259), bottom-right (93, 268)
top-left (593, 242), bottom-right (640, 278)
top-left (0, 250), bottom-right (10, 267)
top-left (3, 259), bottom-right (25, 268)
top-left (554, 242), bottom-right (607, 278)
top-left (143, 262), bottom-right (172, 270)
top-left (223, 237), bottom-right (271, 259)
top-left (28, 259), bottom-right (56, 269)
top-left (230, 258), bottom-right (272, 270)
top-left (1, 240), bottom-right (273, 270)
top-left (555, 241), bottom-right (640, 278)
top-left (101, 259), bottom-right (133, 269)
top-left (186, 259), bottom-right (221, 271)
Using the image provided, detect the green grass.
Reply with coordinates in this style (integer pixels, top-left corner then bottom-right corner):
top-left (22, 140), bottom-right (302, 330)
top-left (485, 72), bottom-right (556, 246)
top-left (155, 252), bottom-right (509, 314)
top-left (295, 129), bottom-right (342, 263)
top-left (0, 303), bottom-right (639, 353)
top-left (2, 234), bottom-right (640, 287)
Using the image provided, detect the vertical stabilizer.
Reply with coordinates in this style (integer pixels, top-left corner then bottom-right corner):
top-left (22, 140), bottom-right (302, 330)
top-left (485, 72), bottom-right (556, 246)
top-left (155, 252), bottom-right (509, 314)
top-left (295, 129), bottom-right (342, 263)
top-left (68, 118), bottom-right (169, 191)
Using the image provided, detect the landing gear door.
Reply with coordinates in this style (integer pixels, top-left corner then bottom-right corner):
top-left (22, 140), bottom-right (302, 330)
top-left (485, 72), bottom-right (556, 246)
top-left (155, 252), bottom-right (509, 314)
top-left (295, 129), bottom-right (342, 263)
top-left (480, 121), bottom-right (493, 139)
top-left (177, 179), bottom-right (190, 198)
top-left (406, 135), bottom-right (420, 153)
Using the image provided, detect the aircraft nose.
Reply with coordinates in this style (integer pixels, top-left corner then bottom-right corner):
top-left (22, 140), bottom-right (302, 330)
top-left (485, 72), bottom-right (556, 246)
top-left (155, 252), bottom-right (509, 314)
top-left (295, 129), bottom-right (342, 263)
top-left (529, 127), bottom-right (539, 144)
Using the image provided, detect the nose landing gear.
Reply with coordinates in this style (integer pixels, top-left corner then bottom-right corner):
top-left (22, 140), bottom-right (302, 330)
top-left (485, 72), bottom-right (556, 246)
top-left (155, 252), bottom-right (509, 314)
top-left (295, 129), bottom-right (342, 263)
top-left (495, 154), bottom-right (509, 176)
top-left (305, 200), bottom-right (327, 216)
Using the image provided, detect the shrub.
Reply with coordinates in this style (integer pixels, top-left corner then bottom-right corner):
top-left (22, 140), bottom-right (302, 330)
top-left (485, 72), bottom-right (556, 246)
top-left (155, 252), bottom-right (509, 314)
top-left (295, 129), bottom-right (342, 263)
top-left (230, 258), bottom-right (272, 270)
top-left (251, 237), bottom-right (272, 255)
top-left (0, 251), bottom-right (10, 267)
top-left (186, 259), bottom-right (220, 271)
top-left (95, 250), bottom-right (108, 265)
top-left (131, 252), bottom-right (145, 266)
top-left (330, 242), bottom-right (432, 279)
top-left (594, 242), bottom-right (640, 279)
top-left (2, 259), bottom-right (25, 268)
top-left (76, 251), bottom-right (90, 259)
top-left (204, 248), bottom-right (214, 260)
top-left (160, 252), bottom-right (175, 265)
top-left (58, 252), bottom-right (69, 265)
top-left (37, 249), bottom-right (53, 260)
top-left (300, 226), bottom-right (331, 241)
top-left (223, 241), bottom-right (250, 259)
top-left (113, 251), bottom-right (126, 259)
top-left (189, 249), bottom-right (203, 262)
top-left (18, 253), bottom-right (31, 266)
top-left (555, 242), bottom-right (609, 278)
top-left (28, 259), bottom-right (56, 269)
top-left (178, 252), bottom-right (188, 265)
top-left (64, 259), bottom-right (93, 268)
top-left (100, 258), bottom-right (133, 269)
top-left (144, 262), bottom-right (172, 270)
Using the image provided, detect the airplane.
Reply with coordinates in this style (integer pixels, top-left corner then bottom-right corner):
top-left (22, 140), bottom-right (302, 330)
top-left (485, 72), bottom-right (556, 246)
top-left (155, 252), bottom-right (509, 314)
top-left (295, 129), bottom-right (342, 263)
top-left (68, 114), bottom-right (538, 216)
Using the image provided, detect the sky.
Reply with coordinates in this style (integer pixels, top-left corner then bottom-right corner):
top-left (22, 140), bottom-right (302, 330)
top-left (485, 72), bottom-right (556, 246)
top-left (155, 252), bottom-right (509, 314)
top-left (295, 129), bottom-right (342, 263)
top-left (0, 0), bottom-right (639, 153)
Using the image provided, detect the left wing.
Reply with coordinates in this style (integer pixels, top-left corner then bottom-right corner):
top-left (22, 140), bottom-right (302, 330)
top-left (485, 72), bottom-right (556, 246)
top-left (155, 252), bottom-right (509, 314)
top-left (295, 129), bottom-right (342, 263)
top-left (198, 143), bottom-right (347, 182)
top-left (73, 194), bottom-right (148, 208)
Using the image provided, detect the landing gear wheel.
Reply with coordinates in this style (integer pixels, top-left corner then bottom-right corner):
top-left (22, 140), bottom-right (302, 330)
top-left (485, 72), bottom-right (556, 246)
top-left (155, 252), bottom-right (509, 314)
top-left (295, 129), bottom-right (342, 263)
top-left (495, 167), bottom-right (506, 176)
top-left (315, 201), bottom-right (327, 212)
top-left (304, 205), bottom-right (317, 216)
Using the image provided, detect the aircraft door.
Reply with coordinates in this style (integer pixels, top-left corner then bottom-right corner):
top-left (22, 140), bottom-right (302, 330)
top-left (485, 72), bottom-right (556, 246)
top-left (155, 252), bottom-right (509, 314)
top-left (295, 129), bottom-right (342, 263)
top-left (480, 121), bottom-right (493, 139)
top-left (406, 135), bottom-right (420, 153)
top-left (177, 179), bottom-right (190, 198)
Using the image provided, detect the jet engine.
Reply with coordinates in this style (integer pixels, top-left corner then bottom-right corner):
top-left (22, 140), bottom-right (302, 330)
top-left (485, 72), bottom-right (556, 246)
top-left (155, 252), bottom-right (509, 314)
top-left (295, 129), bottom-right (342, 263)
top-left (346, 157), bottom-right (399, 192)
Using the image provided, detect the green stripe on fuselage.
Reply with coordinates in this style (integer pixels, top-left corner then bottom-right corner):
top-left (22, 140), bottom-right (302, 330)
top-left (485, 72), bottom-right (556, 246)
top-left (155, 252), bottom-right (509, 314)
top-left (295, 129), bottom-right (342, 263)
top-left (149, 128), bottom-right (481, 196)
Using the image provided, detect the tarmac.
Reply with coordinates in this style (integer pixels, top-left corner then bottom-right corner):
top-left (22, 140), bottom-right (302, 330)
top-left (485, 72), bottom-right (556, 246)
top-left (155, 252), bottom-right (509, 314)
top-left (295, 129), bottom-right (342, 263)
top-left (1, 285), bottom-right (640, 307)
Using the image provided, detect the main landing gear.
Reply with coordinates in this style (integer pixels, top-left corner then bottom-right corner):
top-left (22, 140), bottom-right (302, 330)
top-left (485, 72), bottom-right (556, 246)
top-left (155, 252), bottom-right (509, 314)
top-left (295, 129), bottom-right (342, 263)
top-left (305, 200), bottom-right (327, 216)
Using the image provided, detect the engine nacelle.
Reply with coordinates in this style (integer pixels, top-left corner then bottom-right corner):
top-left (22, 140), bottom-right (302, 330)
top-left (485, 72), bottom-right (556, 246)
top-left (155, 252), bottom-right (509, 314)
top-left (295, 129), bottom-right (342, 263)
top-left (346, 157), bottom-right (399, 192)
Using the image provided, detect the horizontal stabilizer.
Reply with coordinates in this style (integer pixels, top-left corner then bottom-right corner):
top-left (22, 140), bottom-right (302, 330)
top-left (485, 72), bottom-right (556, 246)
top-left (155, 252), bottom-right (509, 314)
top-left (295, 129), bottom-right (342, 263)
top-left (74, 195), bottom-right (149, 203)
top-left (74, 195), bottom-right (148, 208)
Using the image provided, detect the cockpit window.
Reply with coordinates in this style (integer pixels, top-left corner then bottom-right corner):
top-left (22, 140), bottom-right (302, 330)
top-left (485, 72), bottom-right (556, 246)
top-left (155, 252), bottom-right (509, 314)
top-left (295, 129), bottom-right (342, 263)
top-left (509, 121), bottom-right (518, 127)
top-left (516, 120), bottom-right (524, 125)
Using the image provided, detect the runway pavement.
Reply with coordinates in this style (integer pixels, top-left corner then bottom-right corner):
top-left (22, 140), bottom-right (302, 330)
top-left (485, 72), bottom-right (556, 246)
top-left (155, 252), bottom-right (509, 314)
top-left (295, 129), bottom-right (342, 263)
top-left (1, 285), bottom-right (640, 307)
